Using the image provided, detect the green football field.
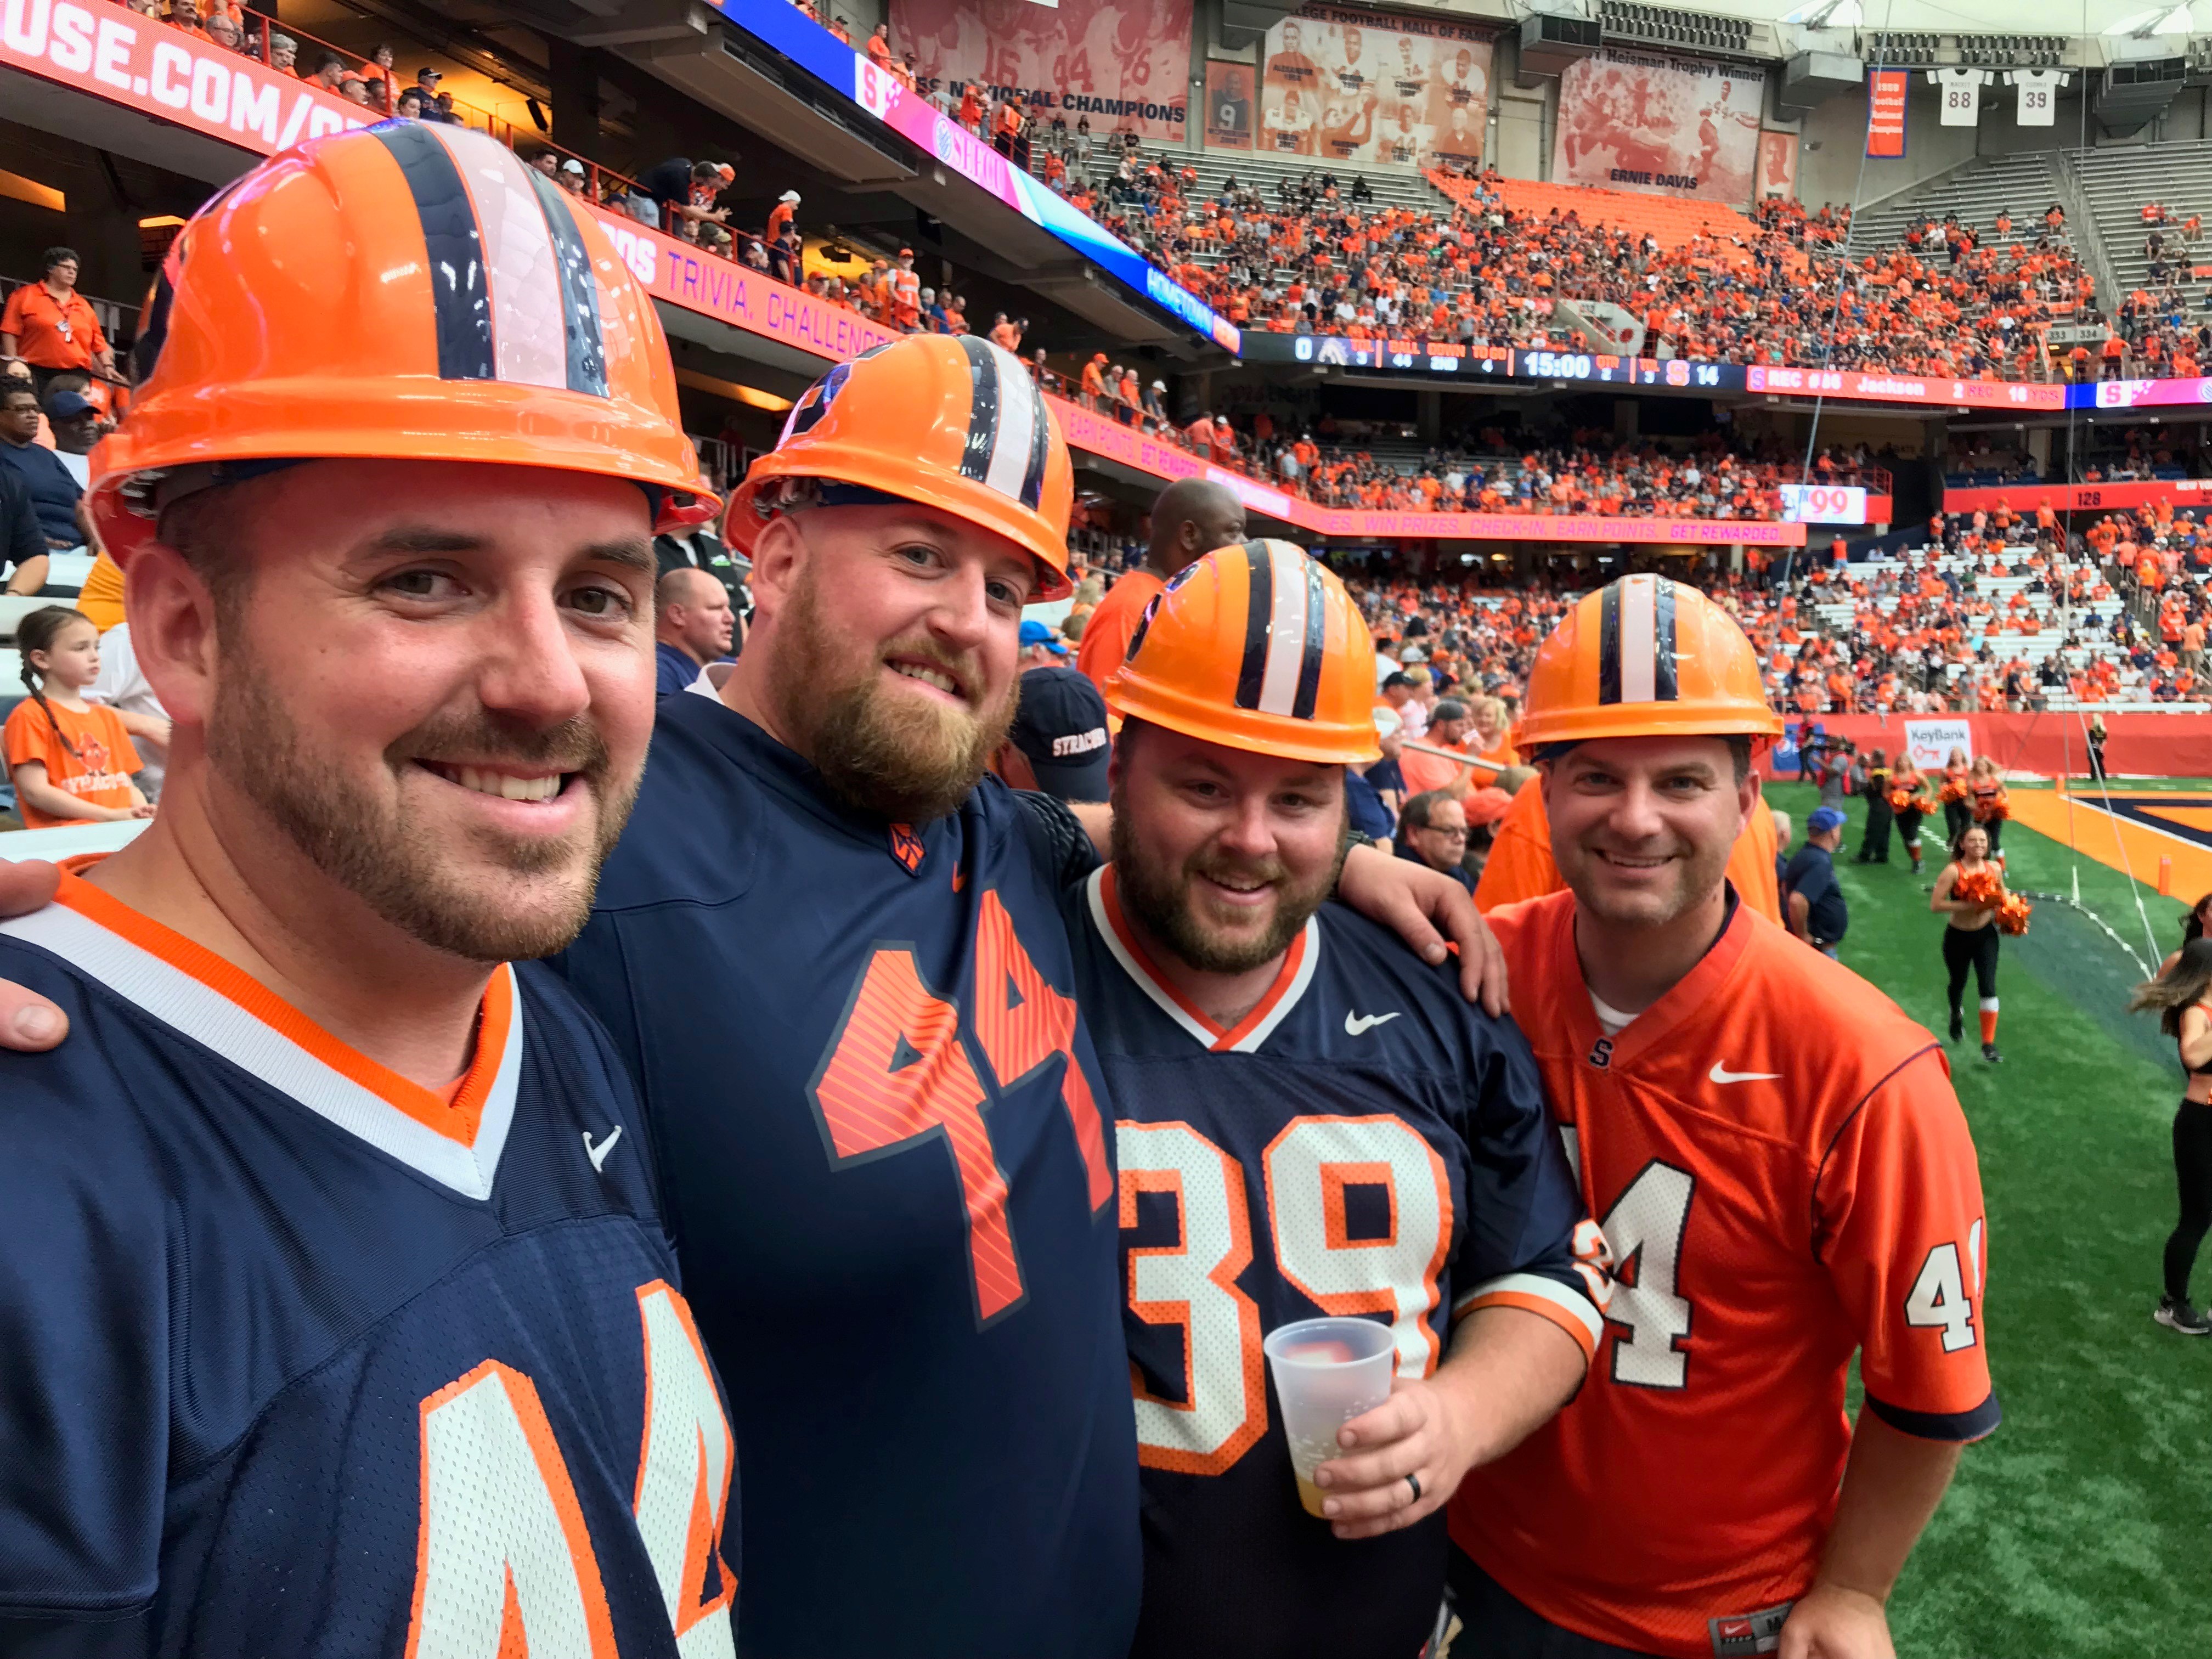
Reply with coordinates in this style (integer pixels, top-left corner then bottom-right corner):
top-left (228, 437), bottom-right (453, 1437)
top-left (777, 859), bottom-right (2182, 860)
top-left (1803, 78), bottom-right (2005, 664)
top-left (1762, 781), bottom-right (2210, 1658)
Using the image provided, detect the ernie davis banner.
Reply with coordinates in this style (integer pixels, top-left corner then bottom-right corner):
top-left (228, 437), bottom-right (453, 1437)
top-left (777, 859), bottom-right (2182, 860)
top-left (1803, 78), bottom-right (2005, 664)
top-left (1552, 48), bottom-right (1765, 205)
top-left (889, 0), bottom-right (1191, 142)
top-left (1251, 3), bottom-right (1492, 171)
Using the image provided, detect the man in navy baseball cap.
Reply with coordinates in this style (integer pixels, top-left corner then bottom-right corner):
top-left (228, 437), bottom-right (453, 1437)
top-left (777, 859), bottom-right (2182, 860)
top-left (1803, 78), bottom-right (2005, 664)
top-left (996, 647), bottom-right (1111, 802)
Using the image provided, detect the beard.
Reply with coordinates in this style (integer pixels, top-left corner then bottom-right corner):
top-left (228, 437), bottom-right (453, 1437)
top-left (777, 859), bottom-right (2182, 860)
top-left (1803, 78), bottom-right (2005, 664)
top-left (1110, 792), bottom-right (1348, 975)
top-left (207, 665), bottom-right (636, 963)
top-left (769, 556), bottom-right (1017, 823)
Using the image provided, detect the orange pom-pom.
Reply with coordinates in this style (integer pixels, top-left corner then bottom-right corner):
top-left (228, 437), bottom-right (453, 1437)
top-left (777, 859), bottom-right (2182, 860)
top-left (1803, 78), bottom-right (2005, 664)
top-left (1996, 893), bottom-right (2032, 935)
top-left (1938, 779), bottom-right (1967, 804)
top-left (1888, 787), bottom-right (1914, 812)
top-left (1953, 869), bottom-right (2005, 907)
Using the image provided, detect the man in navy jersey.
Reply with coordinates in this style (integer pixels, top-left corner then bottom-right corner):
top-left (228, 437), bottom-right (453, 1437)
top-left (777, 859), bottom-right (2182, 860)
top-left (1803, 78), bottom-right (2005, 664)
top-left (0, 338), bottom-right (1509, 1656)
top-left (1065, 541), bottom-right (1606, 1659)
top-left (545, 337), bottom-right (1510, 1658)
top-left (0, 128), bottom-right (736, 1654)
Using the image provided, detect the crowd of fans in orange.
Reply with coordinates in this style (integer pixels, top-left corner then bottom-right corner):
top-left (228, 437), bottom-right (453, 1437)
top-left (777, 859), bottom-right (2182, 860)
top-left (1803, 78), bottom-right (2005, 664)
top-left (1316, 503), bottom-right (2211, 730)
top-left (1043, 151), bottom-right (2110, 383)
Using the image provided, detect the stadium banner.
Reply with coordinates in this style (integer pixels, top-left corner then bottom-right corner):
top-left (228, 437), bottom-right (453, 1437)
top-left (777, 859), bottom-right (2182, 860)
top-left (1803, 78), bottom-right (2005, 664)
top-left (1865, 69), bottom-right (1908, 158)
top-left (589, 216), bottom-right (905, 363)
top-left (0, 0), bottom-right (370, 152)
top-left (1746, 364), bottom-right (2068, 413)
top-left (1241, 332), bottom-right (2073, 412)
top-left (1551, 48), bottom-right (1765, 205)
top-left (1760, 714), bottom-right (2212, 781)
top-left (1255, 3), bottom-right (1493, 171)
top-left (725, 3), bottom-right (1237, 350)
top-left (2090, 375), bottom-right (2212, 411)
top-left (1203, 60), bottom-right (1255, 151)
top-left (1757, 130), bottom-right (1798, 200)
top-left (1903, 718), bottom-right (1974, 771)
top-left (1778, 484), bottom-right (1869, 524)
top-left (889, 0), bottom-right (1192, 143)
top-left (1943, 477), bottom-right (2212, 515)
top-left (1051, 399), bottom-right (1803, 544)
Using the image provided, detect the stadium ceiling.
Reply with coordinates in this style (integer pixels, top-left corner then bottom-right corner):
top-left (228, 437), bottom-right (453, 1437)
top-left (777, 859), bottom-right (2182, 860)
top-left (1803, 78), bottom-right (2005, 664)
top-left (1765, 0), bottom-right (2199, 29)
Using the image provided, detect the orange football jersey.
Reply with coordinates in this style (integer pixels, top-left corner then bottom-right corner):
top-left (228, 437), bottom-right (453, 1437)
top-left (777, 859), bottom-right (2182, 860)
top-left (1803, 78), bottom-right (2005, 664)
top-left (1452, 891), bottom-right (1997, 1658)
top-left (1473, 779), bottom-right (1781, 926)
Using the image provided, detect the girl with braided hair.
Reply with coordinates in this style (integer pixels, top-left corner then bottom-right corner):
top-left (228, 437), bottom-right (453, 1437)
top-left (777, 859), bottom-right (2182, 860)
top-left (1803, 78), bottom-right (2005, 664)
top-left (2, 605), bottom-right (151, 828)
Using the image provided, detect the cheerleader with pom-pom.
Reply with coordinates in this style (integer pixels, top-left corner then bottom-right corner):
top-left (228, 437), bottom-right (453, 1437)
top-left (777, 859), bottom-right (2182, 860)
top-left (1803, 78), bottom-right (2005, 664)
top-left (1888, 754), bottom-right (1935, 873)
top-left (1966, 754), bottom-right (2010, 859)
top-left (1932, 823), bottom-right (2011, 1062)
top-left (1938, 746), bottom-right (1973, 842)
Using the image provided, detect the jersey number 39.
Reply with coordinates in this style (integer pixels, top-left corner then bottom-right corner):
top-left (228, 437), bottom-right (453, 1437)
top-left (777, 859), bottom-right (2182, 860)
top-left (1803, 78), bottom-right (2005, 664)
top-left (1116, 1115), bottom-right (1450, 1473)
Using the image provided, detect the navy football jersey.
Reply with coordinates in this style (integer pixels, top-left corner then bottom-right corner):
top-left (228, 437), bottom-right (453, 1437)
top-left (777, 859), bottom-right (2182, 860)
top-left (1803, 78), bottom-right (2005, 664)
top-left (1067, 866), bottom-right (1606, 1659)
top-left (0, 872), bottom-right (735, 1658)
top-left (549, 686), bottom-right (1139, 1659)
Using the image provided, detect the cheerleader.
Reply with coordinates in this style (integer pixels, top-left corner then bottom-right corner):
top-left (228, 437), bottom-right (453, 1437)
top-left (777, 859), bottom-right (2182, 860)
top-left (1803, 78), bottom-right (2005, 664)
top-left (1965, 754), bottom-right (2010, 859)
top-left (1932, 823), bottom-right (2010, 1061)
top-left (2128, 939), bottom-right (2212, 1336)
top-left (1889, 753), bottom-right (1934, 874)
top-left (2159, 892), bottom-right (2212, 976)
top-left (1939, 746), bottom-right (1972, 842)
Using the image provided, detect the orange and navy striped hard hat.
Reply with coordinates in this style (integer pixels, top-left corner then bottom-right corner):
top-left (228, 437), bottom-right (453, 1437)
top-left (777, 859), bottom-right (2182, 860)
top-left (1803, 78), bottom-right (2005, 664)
top-left (726, 334), bottom-right (1074, 601)
top-left (1516, 573), bottom-right (1781, 750)
top-left (1104, 539), bottom-right (1379, 765)
top-left (91, 122), bottom-right (715, 560)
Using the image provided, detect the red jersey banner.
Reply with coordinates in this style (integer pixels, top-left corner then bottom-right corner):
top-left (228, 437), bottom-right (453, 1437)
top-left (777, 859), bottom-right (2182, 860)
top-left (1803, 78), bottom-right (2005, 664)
top-left (1866, 69), bottom-right (1909, 158)
top-left (1757, 130), bottom-right (1798, 200)
top-left (1552, 48), bottom-right (1765, 205)
top-left (890, 0), bottom-right (1192, 143)
top-left (1252, 3), bottom-right (1492, 171)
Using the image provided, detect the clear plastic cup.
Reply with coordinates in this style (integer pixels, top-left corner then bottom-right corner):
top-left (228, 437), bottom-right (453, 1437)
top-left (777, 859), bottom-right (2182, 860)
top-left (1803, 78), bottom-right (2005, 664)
top-left (1262, 1316), bottom-right (1398, 1518)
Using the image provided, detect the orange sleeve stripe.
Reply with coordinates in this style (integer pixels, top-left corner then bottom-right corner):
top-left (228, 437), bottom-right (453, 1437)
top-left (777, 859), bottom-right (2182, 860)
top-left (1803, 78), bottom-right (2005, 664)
top-left (1457, 1291), bottom-right (1599, 1360)
top-left (1454, 1274), bottom-right (1603, 1359)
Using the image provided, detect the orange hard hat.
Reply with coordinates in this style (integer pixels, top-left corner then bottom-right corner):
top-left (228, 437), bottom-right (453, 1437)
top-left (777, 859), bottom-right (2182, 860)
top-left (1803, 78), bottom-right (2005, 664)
top-left (1104, 539), bottom-right (1379, 765)
top-left (1516, 572), bottom-right (1781, 751)
top-left (727, 334), bottom-right (1074, 601)
top-left (90, 123), bottom-right (715, 561)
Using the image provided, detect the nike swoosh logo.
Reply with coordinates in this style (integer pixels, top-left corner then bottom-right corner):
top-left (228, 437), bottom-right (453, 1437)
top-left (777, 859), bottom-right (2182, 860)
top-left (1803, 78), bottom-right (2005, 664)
top-left (1345, 1011), bottom-right (1402, 1036)
top-left (1708, 1063), bottom-right (1782, 1085)
top-left (583, 1126), bottom-right (623, 1172)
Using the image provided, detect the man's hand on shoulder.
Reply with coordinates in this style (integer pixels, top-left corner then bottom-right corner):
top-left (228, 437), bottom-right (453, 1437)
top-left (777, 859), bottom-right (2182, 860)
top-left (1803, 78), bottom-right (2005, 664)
top-left (1335, 843), bottom-right (1507, 1017)
top-left (0, 859), bottom-right (66, 1049)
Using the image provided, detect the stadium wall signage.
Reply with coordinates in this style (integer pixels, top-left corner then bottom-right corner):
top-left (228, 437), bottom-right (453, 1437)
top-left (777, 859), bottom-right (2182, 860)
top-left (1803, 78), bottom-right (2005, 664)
top-left (1050, 398), bottom-right (1805, 546)
top-left (2, 0), bottom-right (371, 152)
top-left (886, 0), bottom-right (1192, 143)
top-left (1942, 478), bottom-right (2212, 515)
top-left (731, 0), bottom-right (1238, 353)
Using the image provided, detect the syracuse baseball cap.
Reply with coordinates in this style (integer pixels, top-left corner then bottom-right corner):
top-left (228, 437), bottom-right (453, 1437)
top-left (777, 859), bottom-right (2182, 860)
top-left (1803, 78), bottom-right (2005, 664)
top-left (1019, 618), bottom-right (1069, 656)
top-left (1807, 805), bottom-right (1848, 834)
top-left (1008, 665), bottom-right (1110, 802)
top-left (44, 390), bottom-right (94, 420)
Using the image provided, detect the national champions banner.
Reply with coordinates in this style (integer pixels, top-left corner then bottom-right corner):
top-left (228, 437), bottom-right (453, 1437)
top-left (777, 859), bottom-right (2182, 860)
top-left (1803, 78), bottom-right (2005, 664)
top-left (890, 0), bottom-right (1192, 142)
top-left (1250, 3), bottom-right (1492, 171)
top-left (1552, 48), bottom-right (1765, 205)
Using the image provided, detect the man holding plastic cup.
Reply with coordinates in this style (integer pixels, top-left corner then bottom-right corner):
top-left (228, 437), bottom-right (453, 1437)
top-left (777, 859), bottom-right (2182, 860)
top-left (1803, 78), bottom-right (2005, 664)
top-left (1062, 540), bottom-right (1610, 1659)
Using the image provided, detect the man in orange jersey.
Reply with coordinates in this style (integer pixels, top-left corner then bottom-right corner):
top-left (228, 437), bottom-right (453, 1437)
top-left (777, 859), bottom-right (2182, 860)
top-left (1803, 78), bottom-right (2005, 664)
top-left (1474, 765), bottom-right (1782, 925)
top-left (1451, 573), bottom-right (1999, 1659)
top-left (1075, 477), bottom-right (1245, 690)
